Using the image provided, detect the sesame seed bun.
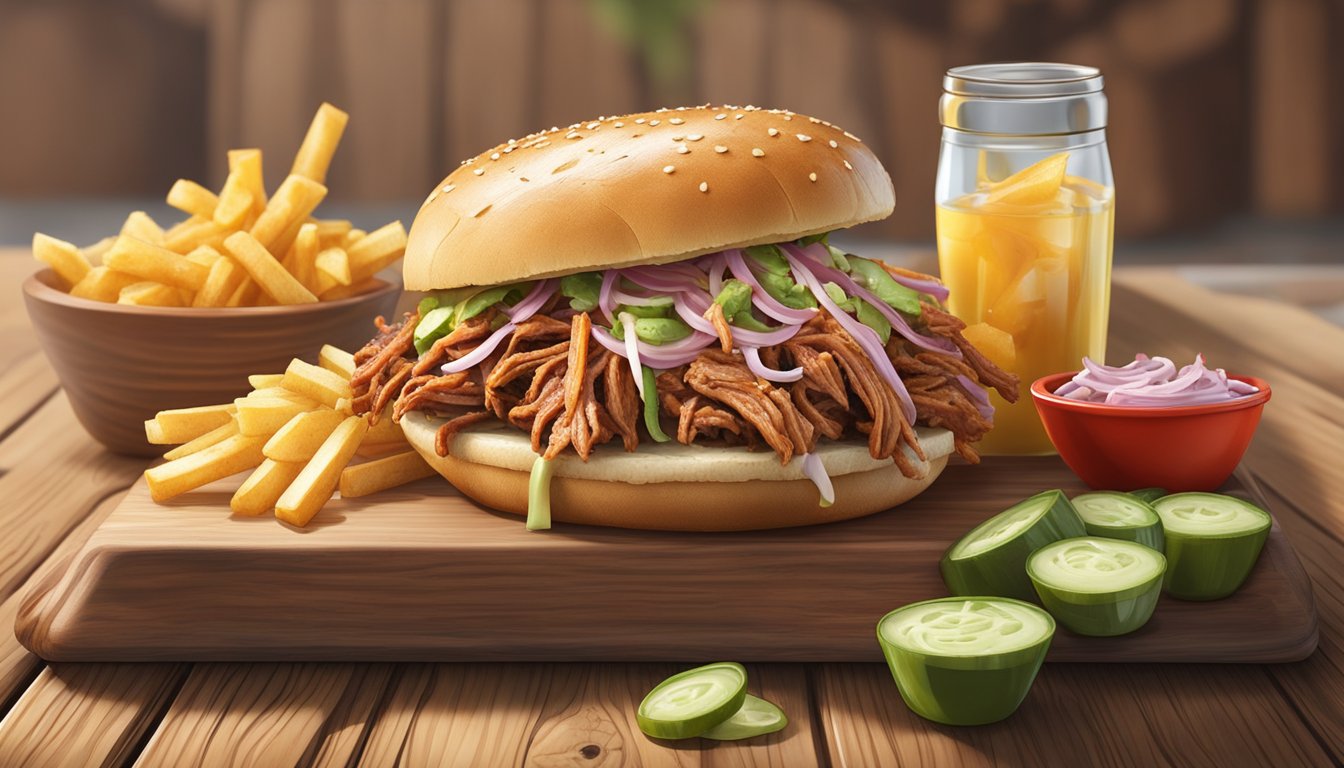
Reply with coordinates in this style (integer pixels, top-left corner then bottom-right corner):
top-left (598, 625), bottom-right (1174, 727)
top-left (400, 411), bottom-right (954, 532)
top-left (403, 105), bottom-right (895, 291)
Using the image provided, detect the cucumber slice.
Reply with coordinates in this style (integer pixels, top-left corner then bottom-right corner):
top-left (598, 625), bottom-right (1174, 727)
top-left (877, 597), bottom-right (1054, 726)
top-left (1028, 537), bottom-right (1166, 636)
top-left (1153, 493), bottom-right (1271, 601)
top-left (637, 662), bottom-right (748, 740)
top-left (941, 490), bottom-right (1087, 601)
top-left (701, 694), bottom-right (788, 741)
top-left (1072, 492), bottom-right (1164, 551)
top-left (1129, 487), bottom-right (1168, 504)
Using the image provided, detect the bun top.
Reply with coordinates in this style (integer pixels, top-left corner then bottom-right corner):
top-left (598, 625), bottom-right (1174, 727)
top-left (403, 105), bottom-right (895, 290)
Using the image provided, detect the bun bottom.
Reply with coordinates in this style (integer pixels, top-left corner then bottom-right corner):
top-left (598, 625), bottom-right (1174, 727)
top-left (402, 412), bottom-right (953, 532)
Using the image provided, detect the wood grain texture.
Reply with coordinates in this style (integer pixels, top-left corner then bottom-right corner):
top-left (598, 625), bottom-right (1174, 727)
top-left (134, 663), bottom-right (394, 767)
top-left (0, 663), bottom-right (185, 768)
top-left (14, 458), bottom-right (1316, 663)
top-left (358, 663), bottom-right (818, 767)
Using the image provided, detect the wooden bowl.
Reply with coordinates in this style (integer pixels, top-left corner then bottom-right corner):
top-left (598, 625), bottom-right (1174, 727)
top-left (23, 269), bottom-right (400, 456)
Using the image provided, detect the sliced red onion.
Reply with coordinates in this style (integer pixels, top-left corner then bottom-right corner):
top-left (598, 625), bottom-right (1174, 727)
top-left (888, 273), bottom-right (949, 302)
top-left (441, 322), bottom-right (516, 374)
top-left (1056, 353), bottom-right (1258, 406)
top-left (786, 251), bottom-right (917, 424)
top-left (725, 248), bottom-right (819, 325)
top-left (599, 270), bottom-right (619, 324)
top-left (617, 311), bottom-right (644, 400)
top-left (611, 288), bottom-right (674, 308)
top-left (672, 293), bottom-right (718, 335)
top-left (674, 291), bottom-right (804, 347)
top-left (704, 252), bottom-right (727, 297)
top-left (590, 325), bottom-right (717, 370)
top-left (956, 374), bottom-right (995, 420)
top-left (801, 452), bottom-right (834, 507)
top-left (502, 278), bottom-right (558, 321)
top-left (782, 244), bottom-right (958, 357)
top-left (622, 266), bottom-right (704, 294)
top-left (742, 346), bottom-right (804, 382)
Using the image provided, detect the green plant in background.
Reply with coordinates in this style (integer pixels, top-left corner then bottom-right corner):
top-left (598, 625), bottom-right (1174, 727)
top-left (587, 0), bottom-right (707, 92)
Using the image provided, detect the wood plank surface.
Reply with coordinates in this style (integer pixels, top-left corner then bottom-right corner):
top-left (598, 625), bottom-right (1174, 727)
top-left (13, 458), bottom-right (1315, 664)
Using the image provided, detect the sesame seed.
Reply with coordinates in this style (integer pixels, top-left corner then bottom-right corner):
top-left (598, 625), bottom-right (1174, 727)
top-left (810, 117), bottom-right (821, 124)
top-left (699, 181), bottom-right (709, 192)
top-left (587, 122), bottom-right (600, 129)
top-left (672, 135), bottom-right (684, 142)
top-left (675, 145), bottom-right (689, 154)
top-left (614, 121), bottom-right (625, 128)
top-left (490, 152), bottom-right (501, 160)
top-left (844, 160), bottom-right (853, 170)
top-left (442, 184), bottom-right (455, 193)
top-left (473, 169), bottom-right (485, 176)
top-left (809, 172), bottom-right (817, 182)
top-left (768, 128), bottom-right (780, 137)
top-left (715, 113), bottom-right (727, 120)
top-left (669, 117), bottom-right (685, 125)
top-left (844, 131), bottom-right (861, 142)
top-left (566, 131), bottom-right (580, 139)
top-left (508, 138), bottom-right (517, 144)
top-left (735, 113), bottom-right (744, 119)
top-left (829, 140), bottom-right (838, 148)
top-left (635, 118), bottom-right (646, 124)
top-left (649, 119), bottom-right (660, 126)
top-left (784, 115), bottom-right (793, 121)
top-left (714, 145), bottom-right (728, 154)
top-left (503, 147), bottom-right (514, 154)
top-left (687, 134), bottom-right (703, 142)
top-left (797, 134), bottom-right (812, 142)
top-left (535, 140), bottom-right (550, 148)
top-left (752, 148), bottom-right (765, 157)
top-left (663, 165), bottom-right (675, 174)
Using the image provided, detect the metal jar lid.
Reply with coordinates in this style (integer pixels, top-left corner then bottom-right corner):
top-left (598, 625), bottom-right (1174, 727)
top-left (940, 62), bottom-right (1107, 135)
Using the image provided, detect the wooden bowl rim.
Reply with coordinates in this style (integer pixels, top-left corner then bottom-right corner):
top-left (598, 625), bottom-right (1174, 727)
top-left (23, 269), bottom-right (402, 318)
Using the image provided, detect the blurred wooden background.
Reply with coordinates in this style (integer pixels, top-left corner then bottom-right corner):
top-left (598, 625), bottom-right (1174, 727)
top-left (1, 0), bottom-right (1341, 239)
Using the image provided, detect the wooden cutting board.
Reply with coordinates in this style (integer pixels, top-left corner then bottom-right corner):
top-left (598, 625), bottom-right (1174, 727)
top-left (15, 458), bottom-right (1317, 663)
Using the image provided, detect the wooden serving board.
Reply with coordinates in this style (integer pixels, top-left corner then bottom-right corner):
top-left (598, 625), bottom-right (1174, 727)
top-left (15, 458), bottom-right (1317, 664)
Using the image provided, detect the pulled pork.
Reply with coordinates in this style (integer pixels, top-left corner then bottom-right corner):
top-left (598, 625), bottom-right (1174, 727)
top-left (350, 290), bottom-right (1019, 479)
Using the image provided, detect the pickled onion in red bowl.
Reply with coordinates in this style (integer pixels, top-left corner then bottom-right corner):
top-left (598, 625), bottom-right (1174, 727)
top-left (1053, 354), bottom-right (1259, 407)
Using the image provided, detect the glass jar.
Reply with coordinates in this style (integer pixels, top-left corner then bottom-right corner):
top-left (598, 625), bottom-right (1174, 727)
top-left (935, 63), bottom-right (1115, 455)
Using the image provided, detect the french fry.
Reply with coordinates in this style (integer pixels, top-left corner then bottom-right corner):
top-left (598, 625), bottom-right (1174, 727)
top-left (334, 397), bottom-right (353, 415)
top-left (226, 279), bottom-right (259, 307)
top-left (263, 409), bottom-right (347, 462)
top-left (222, 231), bottom-right (318, 305)
top-left (344, 228), bottom-right (367, 247)
top-left (146, 403), bottom-right (237, 444)
top-left (184, 245), bottom-right (222, 268)
top-left (315, 219), bottom-right (352, 248)
top-left (145, 433), bottom-right (266, 502)
top-left (227, 148), bottom-right (267, 215)
top-left (81, 235), bottom-right (117, 264)
top-left (339, 450), bottom-right (435, 498)
top-left (315, 246), bottom-right (351, 286)
top-left (119, 281), bottom-right (185, 307)
top-left (32, 233), bottom-right (92, 287)
top-left (275, 415), bottom-right (368, 526)
top-left (231, 458), bottom-right (305, 516)
top-left (163, 217), bottom-right (230, 254)
top-left (249, 174), bottom-right (327, 254)
top-left (247, 386), bottom-right (312, 403)
top-left (192, 255), bottom-right (245, 307)
top-left (320, 278), bottom-right (379, 301)
top-left (70, 266), bottom-right (140, 302)
top-left (347, 221), bottom-right (407, 281)
top-left (104, 236), bottom-right (210, 291)
top-left (248, 373), bottom-right (285, 389)
top-left (291, 102), bottom-right (349, 184)
top-left (163, 420), bottom-right (239, 461)
top-left (235, 397), bottom-right (317, 436)
top-left (288, 222), bottom-right (320, 292)
top-left (280, 358), bottom-right (352, 408)
top-left (167, 179), bottom-right (220, 219)
top-left (318, 345), bottom-right (356, 378)
top-left (121, 211), bottom-right (165, 244)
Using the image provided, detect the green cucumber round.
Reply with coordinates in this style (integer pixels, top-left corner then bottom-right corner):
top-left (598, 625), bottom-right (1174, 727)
top-left (1153, 493), bottom-right (1271, 601)
top-left (1071, 492), bottom-right (1164, 551)
top-left (876, 597), bottom-right (1054, 726)
top-left (700, 694), bottom-right (788, 740)
top-left (941, 490), bottom-right (1087, 601)
top-left (637, 662), bottom-right (748, 740)
top-left (1027, 537), bottom-right (1166, 636)
top-left (1129, 487), bottom-right (1168, 504)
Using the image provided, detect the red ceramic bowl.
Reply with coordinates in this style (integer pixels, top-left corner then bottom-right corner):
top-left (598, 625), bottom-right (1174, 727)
top-left (1030, 372), bottom-right (1271, 492)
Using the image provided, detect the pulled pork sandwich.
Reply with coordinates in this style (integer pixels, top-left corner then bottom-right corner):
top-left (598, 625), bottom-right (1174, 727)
top-left (353, 105), bottom-right (1017, 531)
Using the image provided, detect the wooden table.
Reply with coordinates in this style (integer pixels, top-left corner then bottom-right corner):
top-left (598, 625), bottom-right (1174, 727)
top-left (0, 247), bottom-right (1341, 767)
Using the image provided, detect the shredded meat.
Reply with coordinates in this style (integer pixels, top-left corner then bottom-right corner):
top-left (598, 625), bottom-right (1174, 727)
top-left (353, 263), bottom-right (1022, 478)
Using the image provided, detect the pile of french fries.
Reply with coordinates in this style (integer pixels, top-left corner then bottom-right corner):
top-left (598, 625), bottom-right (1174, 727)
top-left (32, 103), bottom-right (406, 307)
top-left (143, 345), bottom-right (435, 527)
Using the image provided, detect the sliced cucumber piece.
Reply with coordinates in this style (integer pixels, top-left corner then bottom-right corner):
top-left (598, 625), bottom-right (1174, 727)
top-left (1072, 492), bottom-right (1164, 551)
top-left (1129, 487), bottom-right (1168, 504)
top-left (637, 662), bottom-right (748, 740)
top-left (701, 694), bottom-right (788, 740)
top-left (1154, 493), bottom-right (1271, 601)
top-left (526, 457), bottom-right (554, 531)
top-left (877, 597), bottom-right (1054, 726)
top-left (1028, 537), bottom-right (1166, 636)
top-left (941, 490), bottom-right (1087, 601)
